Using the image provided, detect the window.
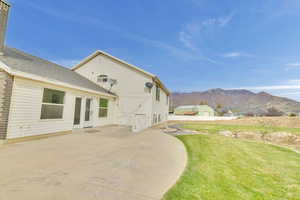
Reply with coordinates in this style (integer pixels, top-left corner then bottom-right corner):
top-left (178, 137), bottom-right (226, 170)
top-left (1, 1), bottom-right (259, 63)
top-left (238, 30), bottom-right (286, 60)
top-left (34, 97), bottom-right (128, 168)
top-left (99, 98), bottom-right (108, 118)
top-left (41, 88), bottom-right (65, 119)
top-left (158, 114), bottom-right (161, 122)
top-left (156, 85), bottom-right (160, 101)
top-left (166, 95), bottom-right (169, 105)
top-left (153, 114), bottom-right (157, 124)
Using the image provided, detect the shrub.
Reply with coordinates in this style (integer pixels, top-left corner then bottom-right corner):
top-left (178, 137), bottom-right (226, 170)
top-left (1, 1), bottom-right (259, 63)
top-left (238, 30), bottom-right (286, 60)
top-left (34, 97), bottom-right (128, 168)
top-left (266, 107), bottom-right (284, 117)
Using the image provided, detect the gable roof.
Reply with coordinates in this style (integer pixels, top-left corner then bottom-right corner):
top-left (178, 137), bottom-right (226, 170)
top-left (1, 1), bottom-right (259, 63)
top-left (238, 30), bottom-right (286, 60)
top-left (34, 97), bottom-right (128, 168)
top-left (72, 50), bottom-right (170, 95)
top-left (0, 46), bottom-right (115, 97)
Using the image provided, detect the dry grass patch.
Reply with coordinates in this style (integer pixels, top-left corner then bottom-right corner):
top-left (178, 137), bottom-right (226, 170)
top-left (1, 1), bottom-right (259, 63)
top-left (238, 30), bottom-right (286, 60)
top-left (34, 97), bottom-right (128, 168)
top-left (178, 117), bottom-right (300, 128)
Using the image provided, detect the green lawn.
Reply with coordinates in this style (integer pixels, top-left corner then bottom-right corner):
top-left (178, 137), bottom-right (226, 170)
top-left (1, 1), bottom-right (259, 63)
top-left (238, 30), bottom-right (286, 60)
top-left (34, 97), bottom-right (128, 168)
top-left (163, 134), bottom-right (300, 200)
top-left (182, 123), bottom-right (300, 135)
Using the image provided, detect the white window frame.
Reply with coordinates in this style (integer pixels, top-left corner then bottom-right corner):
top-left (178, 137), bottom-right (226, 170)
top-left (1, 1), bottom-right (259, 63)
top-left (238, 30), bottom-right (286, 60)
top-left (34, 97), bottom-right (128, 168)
top-left (156, 86), bottom-right (160, 102)
top-left (40, 88), bottom-right (65, 120)
top-left (166, 95), bottom-right (169, 105)
top-left (99, 98), bottom-right (109, 118)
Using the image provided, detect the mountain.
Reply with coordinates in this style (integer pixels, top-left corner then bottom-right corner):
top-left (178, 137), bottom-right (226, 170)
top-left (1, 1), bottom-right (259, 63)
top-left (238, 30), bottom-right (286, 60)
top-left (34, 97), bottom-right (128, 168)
top-left (170, 89), bottom-right (300, 115)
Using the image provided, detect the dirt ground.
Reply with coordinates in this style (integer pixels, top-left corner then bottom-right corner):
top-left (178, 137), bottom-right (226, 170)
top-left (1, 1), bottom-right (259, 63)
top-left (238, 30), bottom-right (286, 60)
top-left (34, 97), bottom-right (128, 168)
top-left (169, 117), bottom-right (300, 128)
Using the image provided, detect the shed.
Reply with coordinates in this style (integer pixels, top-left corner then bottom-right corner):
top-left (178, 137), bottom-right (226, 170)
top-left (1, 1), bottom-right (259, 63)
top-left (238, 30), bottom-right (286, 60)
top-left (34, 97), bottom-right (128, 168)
top-left (174, 105), bottom-right (215, 116)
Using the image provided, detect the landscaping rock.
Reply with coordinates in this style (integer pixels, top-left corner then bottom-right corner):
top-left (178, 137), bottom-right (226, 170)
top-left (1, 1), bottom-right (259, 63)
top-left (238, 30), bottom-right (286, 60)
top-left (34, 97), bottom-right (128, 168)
top-left (264, 132), bottom-right (300, 145)
top-left (217, 129), bottom-right (300, 153)
top-left (163, 128), bottom-right (178, 134)
top-left (164, 124), bottom-right (204, 136)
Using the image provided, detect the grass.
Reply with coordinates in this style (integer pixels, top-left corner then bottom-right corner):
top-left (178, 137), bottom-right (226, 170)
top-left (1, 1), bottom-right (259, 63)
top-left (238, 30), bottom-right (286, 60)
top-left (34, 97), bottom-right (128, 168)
top-left (163, 134), bottom-right (300, 200)
top-left (182, 123), bottom-right (300, 135)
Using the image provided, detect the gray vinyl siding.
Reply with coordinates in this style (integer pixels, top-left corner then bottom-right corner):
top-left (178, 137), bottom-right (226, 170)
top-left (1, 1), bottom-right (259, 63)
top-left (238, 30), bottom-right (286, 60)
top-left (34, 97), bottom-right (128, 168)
top-left (0, 70), bottom-right (12, 139)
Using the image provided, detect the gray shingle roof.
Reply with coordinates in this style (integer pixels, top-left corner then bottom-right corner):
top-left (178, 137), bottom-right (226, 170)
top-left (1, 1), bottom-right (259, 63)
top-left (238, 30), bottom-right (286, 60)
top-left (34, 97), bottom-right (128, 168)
top-left (0, 46), bottom-right (114, 95)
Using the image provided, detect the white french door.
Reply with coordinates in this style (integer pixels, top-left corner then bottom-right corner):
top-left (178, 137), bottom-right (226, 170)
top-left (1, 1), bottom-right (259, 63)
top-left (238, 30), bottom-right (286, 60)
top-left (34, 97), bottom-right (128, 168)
top-left (84, 98), bottom-right (93, 128)
top-left (73, 97), bottom-right (82, 129)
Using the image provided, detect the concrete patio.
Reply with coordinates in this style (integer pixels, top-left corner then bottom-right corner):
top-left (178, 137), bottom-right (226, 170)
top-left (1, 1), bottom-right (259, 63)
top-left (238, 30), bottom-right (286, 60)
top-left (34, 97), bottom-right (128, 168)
top-left (0, 126), bottom-right (187, 200)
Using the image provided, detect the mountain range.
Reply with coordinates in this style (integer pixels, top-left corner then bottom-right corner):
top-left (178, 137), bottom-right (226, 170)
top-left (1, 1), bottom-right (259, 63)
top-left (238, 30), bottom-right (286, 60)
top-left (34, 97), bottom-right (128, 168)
top-left (170, 89), bottom-right (300, 115)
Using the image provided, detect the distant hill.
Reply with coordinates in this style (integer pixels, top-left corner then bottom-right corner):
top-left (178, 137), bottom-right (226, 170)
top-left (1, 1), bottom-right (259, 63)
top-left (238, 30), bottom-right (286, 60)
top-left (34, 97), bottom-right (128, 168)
top-left (170, 89), bottom-right (300, 115)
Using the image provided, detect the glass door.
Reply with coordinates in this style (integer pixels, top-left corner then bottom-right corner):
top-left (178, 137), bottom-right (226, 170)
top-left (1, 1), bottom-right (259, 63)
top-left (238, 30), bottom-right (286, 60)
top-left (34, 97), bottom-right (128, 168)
top-left (84, 98), bottom-right (93, 127)
top-left (85, 98), bottom-right (91, 121)
top-left (73, 97), bottom-right (82, 128)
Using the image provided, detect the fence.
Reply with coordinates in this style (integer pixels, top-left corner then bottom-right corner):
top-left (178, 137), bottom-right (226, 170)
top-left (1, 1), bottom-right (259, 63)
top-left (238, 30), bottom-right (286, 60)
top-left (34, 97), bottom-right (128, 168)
top-left (168, 115), bottom-right (238, 121)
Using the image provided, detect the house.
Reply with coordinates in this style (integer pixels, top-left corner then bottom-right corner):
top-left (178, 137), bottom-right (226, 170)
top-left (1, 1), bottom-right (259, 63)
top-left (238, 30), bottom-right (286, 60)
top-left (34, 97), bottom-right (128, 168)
top-left (0, 0), bottom-right (169, 142)
top-left (174, 105), bottom-right (215, 116)
top-left (72, 50), bottom-right (170, 132)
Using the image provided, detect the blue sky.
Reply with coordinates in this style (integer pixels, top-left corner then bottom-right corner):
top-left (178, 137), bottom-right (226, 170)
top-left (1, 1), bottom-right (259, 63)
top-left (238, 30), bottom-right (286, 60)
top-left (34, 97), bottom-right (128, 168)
top-left (5, 0), bottom-right (300, 100)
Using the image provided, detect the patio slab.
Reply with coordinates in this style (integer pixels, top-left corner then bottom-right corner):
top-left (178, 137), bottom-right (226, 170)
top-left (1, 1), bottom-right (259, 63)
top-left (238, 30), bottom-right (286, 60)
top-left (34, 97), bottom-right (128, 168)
top-left (0, 126), bottom-right (187, 200)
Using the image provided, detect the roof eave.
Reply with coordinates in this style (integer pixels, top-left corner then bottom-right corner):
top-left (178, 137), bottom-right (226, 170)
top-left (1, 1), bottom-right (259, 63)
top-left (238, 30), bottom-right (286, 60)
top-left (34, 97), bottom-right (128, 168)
top-left (2, 67), bottom-right (117, 98)
top-left (72, 50), bottom-right (155, 77)
top-left (0, 60), bottom-right (12, 74)
top-left (71, 50), bottom-right (100, 71)
top-left (153, 76), bottom-right (170, 95)
top-left (1, 0), bottom-right (10, 7)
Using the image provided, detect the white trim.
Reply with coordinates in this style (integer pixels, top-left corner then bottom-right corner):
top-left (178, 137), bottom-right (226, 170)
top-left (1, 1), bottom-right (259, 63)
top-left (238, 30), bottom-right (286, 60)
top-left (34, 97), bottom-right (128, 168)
top-left (42, 103), bottom-right (64, 106)
top-left (73, 96), bottom-right (83, 129)
top-left (0, 60), bottom-right (12, 73)
top-left (98, 98), bottom-right (109, 118)
top-left (72, 50), bottom-right (155, 77)
top-left (83, 97), bottom-right (94, 128)
top-left (40, 87), bottom-right (65, 120)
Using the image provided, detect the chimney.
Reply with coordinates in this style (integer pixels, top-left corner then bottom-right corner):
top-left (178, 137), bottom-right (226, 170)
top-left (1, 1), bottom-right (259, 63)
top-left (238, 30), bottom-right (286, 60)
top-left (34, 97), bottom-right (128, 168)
top-left (0, 0), bottom-right (10, 55)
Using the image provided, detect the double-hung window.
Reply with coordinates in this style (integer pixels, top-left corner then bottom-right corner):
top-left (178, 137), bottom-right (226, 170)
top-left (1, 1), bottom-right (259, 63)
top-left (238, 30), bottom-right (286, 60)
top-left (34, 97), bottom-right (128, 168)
top-left (156, 85), bottom-right (160, 101)
top-left (99, 98), bottom-right (109, 118)
top-left (41, 88), bottom-right (65, 119)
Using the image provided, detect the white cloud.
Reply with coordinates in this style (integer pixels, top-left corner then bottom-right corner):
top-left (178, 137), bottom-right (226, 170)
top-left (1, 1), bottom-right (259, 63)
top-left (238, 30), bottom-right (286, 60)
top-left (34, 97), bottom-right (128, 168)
top-left (285, 63), bottom-right (300, 71)
top-left (219, 14), bottom-right (234, 27)
top-left (26, 2), bottom-right (208, 62)
top-left (237, 85), bottom-right (300, 90)
top-left (180, 14), bottom-right (234, 47)
top-left (286, 63), bottom-right (300, 67)
top-left (178, 14), bottom-right (234, 64)
top-left (279, 91), bottom-right (300, 96)
top-left (222, 52), bottom-right (243, 58)
top-left (287, 80), bottom-right (300, 84)
top-left (221, 52), bottom-right (253, 58)
top-left (201, 14), bottom-right (234, 27)
top-left (179, 31), bottom-right (199, 52)
top-left (234, 80), bottom-right (300, 91)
